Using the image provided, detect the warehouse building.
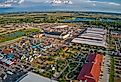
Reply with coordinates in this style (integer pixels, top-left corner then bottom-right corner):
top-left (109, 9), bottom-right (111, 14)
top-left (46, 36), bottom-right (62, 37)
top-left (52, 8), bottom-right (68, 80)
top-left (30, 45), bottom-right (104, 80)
top-left (44, 31), bottom-right (70, 39)
top-left (15, 72), bottom-right (57, 82)
top-left (77, 53), bottom-right (103, 82)
top-left (71, 28), bottom-right (107, 48)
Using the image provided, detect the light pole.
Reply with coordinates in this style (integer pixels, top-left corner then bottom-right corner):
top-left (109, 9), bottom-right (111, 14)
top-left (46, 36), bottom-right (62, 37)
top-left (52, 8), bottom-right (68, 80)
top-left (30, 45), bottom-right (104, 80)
top-left (51, 65), bottom-right (55, 82)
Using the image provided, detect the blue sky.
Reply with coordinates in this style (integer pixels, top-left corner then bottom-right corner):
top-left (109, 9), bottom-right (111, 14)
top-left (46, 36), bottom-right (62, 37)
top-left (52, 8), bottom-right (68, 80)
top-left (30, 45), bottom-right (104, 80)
top-left (27, 0), bottom-right (121, 4)
top-left (0, 0), bottom-right (121, 13)
top-left (0, 0), bottom-right (121, 7)
top-left (26, 0), bottom-right (121, 7)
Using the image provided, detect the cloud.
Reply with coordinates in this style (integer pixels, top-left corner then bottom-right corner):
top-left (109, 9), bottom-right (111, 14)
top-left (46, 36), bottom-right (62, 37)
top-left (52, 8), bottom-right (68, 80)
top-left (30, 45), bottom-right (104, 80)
top-left (27, 0), bottom-right (45, 2)
top-left (108, 2), bottom-right (120, 6)
top-left (78, 0), bottom-right (120, 6)
top-left (27, 0), bottom-right (120, 5)
top-left (18, 0), bottom-right (25, 4)
top-left (92, 3), bottom-right (96, 6)
top-left (28, 0), bottom-right (120, 7)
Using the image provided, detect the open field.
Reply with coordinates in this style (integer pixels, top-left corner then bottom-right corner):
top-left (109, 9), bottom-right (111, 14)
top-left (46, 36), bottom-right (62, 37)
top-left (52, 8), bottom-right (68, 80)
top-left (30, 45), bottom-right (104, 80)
top-left (0, 28), bottom-right (40, 43)
top-left (0, 12), bottom-right (121, 82)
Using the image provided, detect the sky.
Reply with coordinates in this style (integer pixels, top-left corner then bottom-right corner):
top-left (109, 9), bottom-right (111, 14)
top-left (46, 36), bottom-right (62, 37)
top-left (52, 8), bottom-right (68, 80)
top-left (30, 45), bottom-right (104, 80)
top-left (0, 0), bottom-right (121, 13)
top-left (0, 0), bottom-right (120, 7)
top-left (26, 0), bottom-right (121, 9)
top-left (27, 0), bottom-right (121, 5)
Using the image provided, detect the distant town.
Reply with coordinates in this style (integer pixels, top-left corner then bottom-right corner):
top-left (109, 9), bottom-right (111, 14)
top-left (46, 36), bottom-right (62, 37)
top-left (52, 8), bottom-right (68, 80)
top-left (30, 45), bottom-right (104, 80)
top-left (0, 12), bottom-right (121, 82)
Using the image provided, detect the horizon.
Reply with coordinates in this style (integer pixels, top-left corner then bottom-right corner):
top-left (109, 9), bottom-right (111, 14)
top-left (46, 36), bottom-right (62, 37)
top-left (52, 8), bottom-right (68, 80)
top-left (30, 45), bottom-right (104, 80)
top-left (0, 1), bottom-right (121, 82)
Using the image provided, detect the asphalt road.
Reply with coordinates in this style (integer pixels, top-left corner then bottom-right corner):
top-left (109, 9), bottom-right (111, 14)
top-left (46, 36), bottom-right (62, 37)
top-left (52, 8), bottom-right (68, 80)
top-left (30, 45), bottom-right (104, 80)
top-left (99, 55), bottom-right (110, 82)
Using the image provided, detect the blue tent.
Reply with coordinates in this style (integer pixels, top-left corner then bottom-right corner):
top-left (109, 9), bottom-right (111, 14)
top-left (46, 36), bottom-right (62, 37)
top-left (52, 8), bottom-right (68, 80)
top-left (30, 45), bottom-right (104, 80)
top-left (6, 54), bottom-right (14, 60)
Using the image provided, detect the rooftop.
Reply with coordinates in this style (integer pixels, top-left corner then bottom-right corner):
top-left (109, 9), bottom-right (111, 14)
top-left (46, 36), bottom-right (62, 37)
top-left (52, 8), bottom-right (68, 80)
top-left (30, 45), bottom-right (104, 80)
top-left (77, 53), bottom-right (103, 82)
top-left (51, 25), bottom-right (69, 29)
top-left (44, 31), bottom-right (62, 36)
top-left (72, 38), bottom-right (107, 48)
top-left (72, 28), bottom-right (107, 48)
top-left (16, 72), bottom-right (58, 82)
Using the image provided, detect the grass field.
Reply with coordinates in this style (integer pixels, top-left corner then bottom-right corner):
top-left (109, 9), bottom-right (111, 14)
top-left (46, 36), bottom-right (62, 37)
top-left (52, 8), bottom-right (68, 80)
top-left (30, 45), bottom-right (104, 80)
top-left (0, 28), bottom-right (40, 43)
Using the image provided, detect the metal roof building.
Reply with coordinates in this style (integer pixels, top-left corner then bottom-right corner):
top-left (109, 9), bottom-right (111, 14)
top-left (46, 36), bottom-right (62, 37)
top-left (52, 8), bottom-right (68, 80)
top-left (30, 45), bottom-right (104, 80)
top-left (51, 25), bottom-right (69, 29)
top-left (72, 28), bottom-right (107, 48)
top-left (44, 31), bottom-right (70, 39)
top-left (77, 54), bottom-right (103, 82)
top-left (16, 72), bottom-right (58, 82)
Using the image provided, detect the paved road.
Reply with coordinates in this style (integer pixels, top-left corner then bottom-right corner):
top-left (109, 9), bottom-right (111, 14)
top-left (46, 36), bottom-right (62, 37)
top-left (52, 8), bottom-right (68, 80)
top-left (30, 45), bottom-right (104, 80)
top-left (52, 63), bottom-right (69, 80)
top-left (65, 60), bottom-right (82, 80)
top-left (99, 55), bottom-right (110, 82)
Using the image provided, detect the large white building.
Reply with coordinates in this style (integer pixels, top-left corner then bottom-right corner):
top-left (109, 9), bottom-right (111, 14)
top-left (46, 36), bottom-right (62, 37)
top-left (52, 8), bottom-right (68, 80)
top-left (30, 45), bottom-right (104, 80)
top-left (51, 25), bottom-right (69, 29)
top-left (44, 31), bottom-right (70, 39)
top-left (72, 28), bottom-right (107, 48)
top-left (15, 72), bottom-right (57, 82)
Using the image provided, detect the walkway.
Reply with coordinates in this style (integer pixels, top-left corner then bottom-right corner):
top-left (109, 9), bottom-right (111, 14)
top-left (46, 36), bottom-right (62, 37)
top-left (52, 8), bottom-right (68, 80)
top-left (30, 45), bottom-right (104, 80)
top-left (99, 55), bottom-right (110, 82)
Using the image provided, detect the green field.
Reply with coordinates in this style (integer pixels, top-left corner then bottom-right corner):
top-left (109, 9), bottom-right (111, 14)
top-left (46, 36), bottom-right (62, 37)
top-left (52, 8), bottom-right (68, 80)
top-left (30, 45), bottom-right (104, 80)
top-left (0, 28), bottom-right (40, 43)
top-left (109, 57), bottom-right (115, 82)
